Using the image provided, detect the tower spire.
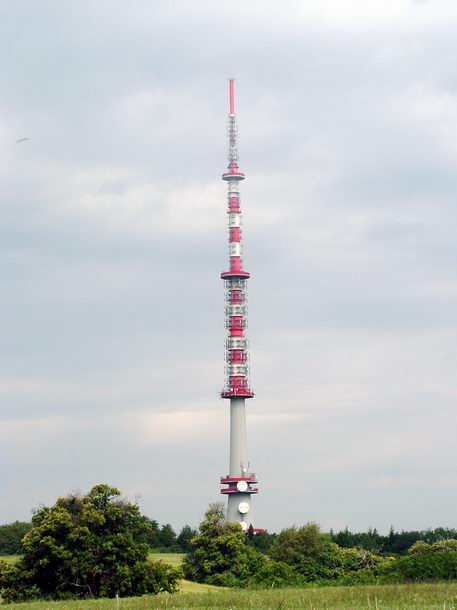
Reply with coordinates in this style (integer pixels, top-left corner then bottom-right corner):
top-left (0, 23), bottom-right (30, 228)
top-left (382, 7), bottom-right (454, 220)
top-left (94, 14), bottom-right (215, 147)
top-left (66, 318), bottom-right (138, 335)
top-left (219, 79), bottom-right (259, 531)
top-left (229, 78), bottom-right (235, 115)
top-left (227, 79), bottom-right (239, 168)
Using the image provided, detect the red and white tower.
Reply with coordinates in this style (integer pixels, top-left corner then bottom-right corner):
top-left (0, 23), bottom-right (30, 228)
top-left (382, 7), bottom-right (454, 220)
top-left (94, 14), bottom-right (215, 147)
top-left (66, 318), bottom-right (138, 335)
top-left (219, 79), bottom-right (259, 530)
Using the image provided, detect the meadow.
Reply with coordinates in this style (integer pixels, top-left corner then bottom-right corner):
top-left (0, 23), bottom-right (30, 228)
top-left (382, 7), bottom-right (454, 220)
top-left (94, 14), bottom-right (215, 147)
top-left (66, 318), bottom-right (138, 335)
top-left (2, 583), bottom-right (457, 610)
top-left (3, 554), bottom-right (457, 609)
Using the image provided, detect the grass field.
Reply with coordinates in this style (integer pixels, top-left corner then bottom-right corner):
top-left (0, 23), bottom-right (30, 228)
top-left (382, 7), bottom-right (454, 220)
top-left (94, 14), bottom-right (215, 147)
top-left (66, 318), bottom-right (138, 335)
top-left (148, 553), bottom-right (185, 568)
top-left (0, 554), bottom-right (187, 568)
top-left (148, 552), bottom-right (224, 593)
top-left (0, 556), bottom-right (18, 564)
top-left (3, 554), bottom-right (457, 608)
top-left (1, 583), bottom-right (457, 609)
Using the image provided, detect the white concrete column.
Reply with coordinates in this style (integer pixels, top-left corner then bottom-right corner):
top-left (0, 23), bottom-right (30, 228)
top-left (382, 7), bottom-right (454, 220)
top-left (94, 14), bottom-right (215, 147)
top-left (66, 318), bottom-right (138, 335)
top-left (229, 397), bottom-right (248, 477)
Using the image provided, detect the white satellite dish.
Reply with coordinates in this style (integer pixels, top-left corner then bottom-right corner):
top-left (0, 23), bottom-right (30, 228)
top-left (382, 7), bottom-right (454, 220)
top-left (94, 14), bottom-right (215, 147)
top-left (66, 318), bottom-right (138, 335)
top-left (238, 501), bottom-right (249, 514)
top-left (237, 480), bottom-right (248, 492)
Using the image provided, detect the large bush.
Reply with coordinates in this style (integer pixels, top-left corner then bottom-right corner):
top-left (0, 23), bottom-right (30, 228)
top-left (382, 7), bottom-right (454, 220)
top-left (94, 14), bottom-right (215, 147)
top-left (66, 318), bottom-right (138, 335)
top-left (184, 504), bottom-right (306, 589)
top-left (248, 557), bottom-right (304, 588)
top-left (270, 523), bottom-right (389, 584)
top-left (0, 484), bottom-right (181, 601)
top-left (183, 503), bottom-right (249, 584)
top-left (270, 523), bottom-right (339, 580)
top-left (384, 539), bottom-right (457, 581)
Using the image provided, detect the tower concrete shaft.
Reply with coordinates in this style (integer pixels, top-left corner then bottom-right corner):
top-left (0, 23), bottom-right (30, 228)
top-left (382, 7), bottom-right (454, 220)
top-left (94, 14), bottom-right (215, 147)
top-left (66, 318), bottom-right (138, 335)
top-left (219, 80), bottom-right (259, 531)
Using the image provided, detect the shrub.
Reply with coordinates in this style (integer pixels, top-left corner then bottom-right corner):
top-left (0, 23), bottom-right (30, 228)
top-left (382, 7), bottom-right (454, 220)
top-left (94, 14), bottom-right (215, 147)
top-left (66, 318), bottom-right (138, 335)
top-left (385, 540), bottom-right (457, 582)
top-left (270, 523), bottom-right (392, 585)
top-left (183, 503), bottom-right (246, 583)
top-left (184, 504), bottom-right (275, 588)
top-left (248, 558), bottom-right (304, 588)
top-left (271, 524), bottom-right (347, 582)
top-left (0, 484), bottom-right (181, 601)
top-left (270, 523), bottom-right (327, 567)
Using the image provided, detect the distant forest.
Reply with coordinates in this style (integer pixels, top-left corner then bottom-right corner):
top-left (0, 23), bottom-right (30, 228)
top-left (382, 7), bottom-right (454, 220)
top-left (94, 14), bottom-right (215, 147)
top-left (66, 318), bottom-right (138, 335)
top-left (1, 518), bottom-right (456, 557)
top-left (0, 519), bottom-right (196, 555)
top-left (330, 527), bottom-right (457, 555)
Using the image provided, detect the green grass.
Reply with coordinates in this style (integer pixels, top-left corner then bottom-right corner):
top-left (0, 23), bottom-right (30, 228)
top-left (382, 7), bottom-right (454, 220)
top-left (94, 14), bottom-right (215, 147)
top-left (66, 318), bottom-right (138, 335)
top-left (148, 553), bottom-right (185, 568)
top-left (0, 555), bottom-right (19, 564)
top-left (2, 583), bottom-right (457, 609)
top-left (1, 555), bottom-right (185, 568)
top-left (148, 551), bottom-right (222, 593)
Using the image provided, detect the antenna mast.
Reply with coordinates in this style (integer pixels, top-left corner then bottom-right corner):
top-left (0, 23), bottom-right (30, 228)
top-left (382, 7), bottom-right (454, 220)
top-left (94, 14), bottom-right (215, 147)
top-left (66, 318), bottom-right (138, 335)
top-left (219, 79), bottom-right (260, 531)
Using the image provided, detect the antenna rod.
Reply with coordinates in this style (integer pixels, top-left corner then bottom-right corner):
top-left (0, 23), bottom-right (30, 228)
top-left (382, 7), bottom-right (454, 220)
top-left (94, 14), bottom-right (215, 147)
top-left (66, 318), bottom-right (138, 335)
top-left (229, 79), bottom-right (235, 115)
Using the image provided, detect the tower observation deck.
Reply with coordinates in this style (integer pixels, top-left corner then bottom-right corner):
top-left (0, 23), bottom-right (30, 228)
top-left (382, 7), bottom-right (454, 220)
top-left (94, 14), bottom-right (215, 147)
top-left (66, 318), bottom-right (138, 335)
top-left (219, 79), bottom-right (259, 532)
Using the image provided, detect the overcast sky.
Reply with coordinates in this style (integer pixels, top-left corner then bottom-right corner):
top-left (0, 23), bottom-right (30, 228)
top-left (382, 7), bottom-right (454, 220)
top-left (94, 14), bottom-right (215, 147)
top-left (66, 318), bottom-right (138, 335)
top-left (1, 0), bottom-right (457, 534)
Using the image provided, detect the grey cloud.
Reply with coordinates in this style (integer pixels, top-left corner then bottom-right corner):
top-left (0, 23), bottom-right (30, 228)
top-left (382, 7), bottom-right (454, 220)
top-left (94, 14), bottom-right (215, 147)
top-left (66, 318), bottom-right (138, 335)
top-left (1, 0), bottom-right (456, 533)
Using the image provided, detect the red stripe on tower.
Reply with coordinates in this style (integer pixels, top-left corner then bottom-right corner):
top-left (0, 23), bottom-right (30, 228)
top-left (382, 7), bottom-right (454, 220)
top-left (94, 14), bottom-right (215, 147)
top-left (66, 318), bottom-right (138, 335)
top-left (221, 79), bottom-right (253, 400)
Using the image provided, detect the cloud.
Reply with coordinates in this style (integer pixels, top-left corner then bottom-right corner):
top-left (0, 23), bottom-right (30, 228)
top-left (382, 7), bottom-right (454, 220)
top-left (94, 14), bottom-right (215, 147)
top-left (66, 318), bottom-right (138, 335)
top-left (0, 0), bottom-right (456, 533)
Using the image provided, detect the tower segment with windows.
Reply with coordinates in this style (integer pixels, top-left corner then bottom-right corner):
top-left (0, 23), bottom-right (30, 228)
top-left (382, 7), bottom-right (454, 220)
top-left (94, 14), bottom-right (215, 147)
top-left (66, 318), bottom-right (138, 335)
top-left (219, 79), bottom-right (259, 531)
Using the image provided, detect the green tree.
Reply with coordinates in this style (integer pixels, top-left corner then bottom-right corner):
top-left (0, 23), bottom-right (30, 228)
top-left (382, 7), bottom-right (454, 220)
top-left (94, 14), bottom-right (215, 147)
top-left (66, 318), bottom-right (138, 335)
top-left (0, 484), bottom-right (181, 601)
top-left (270, 523), bottom-right (328, 567)
top-left (158, 524), bottom-right (177, 549)
top-left (183, 504), bottom-right (292, 588)
top-left (0, 521), bottom-right (32, 555)
top-left (332, 527), bottom-right (354, 548)
top-left (424, 527), bottom-right (457, 544)
top-left (183, 503), bottom-right (246, 583)
top-left (331, 527), bottom-right (384, 552)
top-left (138, 517), bottom-right (160, 548)
top-left (270, 523), bottom-right (388, 583)
top-left (176, 525), bottom-right (197, 552)
top-left (385, 539), bottom-right (457, 581)
top-left (247, 529), bottom-right (276, 554)
top-left (385, 529), bottom-right (422, 555)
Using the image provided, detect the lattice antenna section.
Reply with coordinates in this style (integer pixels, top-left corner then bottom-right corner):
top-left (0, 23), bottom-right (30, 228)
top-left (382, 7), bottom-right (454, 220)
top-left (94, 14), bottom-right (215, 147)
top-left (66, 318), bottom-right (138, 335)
top-left (220, 80), bottom-right (253, 400)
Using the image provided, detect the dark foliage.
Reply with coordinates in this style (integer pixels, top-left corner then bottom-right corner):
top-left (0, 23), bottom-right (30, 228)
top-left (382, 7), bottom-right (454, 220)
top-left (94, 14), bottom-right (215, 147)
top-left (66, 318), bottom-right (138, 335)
top-left (137, 517), bottom-right (161, 548)
top-left (124, 518), bottom-right (192, 553)
top-left (246, 529), bottom-right (276, 554)
top-left (0, 522), bottom-right (32, 555)
top-left (248, 558), bottom-right (304, 588)
top-left (331, 526), bottom-right (457, 556)
top-left (270, 523), bottom-right (391, 584)
top-left (183, 503), bottom-right (286, 588)
top-left (183, 503), bottom-right (247, 583)
top-left (176, 525), bottom-right (197, 553)
top-left (383, 540), bottom-right (457, 581)
top-left (0, 484), bottom-right (181, 601)
top-left (332, 527), bottom-right (384, 552)
top-left (156, 523), bottom-right (182, 552)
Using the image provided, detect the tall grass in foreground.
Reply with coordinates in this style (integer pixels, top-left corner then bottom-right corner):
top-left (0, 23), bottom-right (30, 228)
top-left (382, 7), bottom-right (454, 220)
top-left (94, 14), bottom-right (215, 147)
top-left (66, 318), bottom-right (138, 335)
top-left (4, 583), bottom-right (457, 610)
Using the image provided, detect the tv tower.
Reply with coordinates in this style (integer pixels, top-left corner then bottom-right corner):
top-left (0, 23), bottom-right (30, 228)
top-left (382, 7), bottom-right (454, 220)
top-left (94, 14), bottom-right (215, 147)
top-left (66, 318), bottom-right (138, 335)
top-left (219, 79), bottom-right (259, 531)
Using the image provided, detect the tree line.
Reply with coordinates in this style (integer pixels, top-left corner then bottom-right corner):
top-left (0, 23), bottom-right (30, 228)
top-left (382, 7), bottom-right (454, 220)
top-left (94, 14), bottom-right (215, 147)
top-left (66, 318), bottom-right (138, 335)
top-left (3, 519), bottom-right (453, 559)
top-left (331, 526), bottom-right (457, 555)
top-left (194, 524), bottom-right (457, 559)
top-left (0, 518), bottom-right (196, 556)
top-left (2, 484), bottom-right (457, 601)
